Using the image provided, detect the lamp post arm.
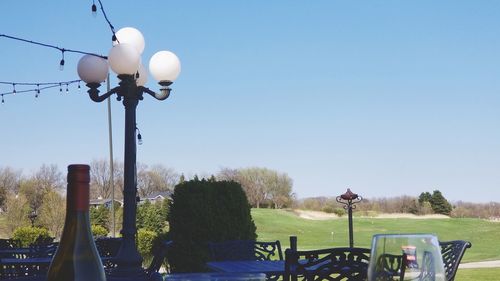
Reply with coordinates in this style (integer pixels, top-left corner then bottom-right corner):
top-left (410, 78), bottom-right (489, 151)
top-left (139, 86), bottom-right (171, 101)
top-left (86, 83), bottom-right (121, 103)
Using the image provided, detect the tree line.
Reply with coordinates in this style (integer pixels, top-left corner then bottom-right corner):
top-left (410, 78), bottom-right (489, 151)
top-left (0, 162), bottom-right (295, 238)
top-left (86, 161), bottom-right (296, 208)
top-left (296, 190), bottom-right (500, 219)
top-left (1, 161), bottom-right (499, 239)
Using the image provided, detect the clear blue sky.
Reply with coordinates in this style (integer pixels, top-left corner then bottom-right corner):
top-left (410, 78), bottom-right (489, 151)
top-left (1, 1), bottom-right (499, 203)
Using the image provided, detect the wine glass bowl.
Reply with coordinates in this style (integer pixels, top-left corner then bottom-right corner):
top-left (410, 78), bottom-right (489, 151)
top-left (368, 234), bottom-right (446, 281)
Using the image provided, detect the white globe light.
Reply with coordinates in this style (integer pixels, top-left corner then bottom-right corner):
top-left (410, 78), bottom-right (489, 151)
top-left (149, 51), bottom-right (181, 82)
top-left (108, 43), bottom-right (140, 75)
top-left (136, 64), bottom-right (148, 86)
top-left (77, 55), bottom-right (108, 83)
top-left (113, 27), bottom-right (145, 54)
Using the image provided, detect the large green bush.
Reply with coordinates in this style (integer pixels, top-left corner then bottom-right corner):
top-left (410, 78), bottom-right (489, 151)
top-left (168, 179), bottom-right (256, 272)
top-left (12, 226), bottom-right (52, 247)
top-left (91, 224), bottom-right (109, 238)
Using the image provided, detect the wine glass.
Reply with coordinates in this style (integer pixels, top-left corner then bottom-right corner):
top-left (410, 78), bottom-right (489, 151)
top-left (367, 233), bottom-right (446, 281)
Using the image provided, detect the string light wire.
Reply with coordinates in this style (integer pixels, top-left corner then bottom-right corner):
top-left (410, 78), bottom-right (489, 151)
top-left (96, 0), bottom-right (117, 41)
top-left (0, 80), bottom-right (81, 87)
top-left (0, 34), bottom-right (106, 60)
top-left (0, 80), bottom-right (82, 102)
top-left (1, 1), bottom-right (117, 104)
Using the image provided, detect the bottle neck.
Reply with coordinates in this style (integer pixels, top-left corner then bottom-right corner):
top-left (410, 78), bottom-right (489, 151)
top-left (67, 182), bottom-right (89, 212)
top-left (64, 183), bottom-right (91, 231)
top-left (66, 164), bottom-right (91, 212)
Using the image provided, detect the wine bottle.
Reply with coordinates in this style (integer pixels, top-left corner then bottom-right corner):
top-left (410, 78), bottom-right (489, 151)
top-left (47, 164), bottom-right (106, 281)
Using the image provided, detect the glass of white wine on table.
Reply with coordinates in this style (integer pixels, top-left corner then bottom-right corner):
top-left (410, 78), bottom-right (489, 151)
top-left (368, 233), bottom-right (446, 281)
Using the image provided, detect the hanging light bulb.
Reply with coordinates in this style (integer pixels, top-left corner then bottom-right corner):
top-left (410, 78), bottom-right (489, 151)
top-left (59, 51), bottom-right (65, 71)
top-left (78, 81), bottom-right (81, 91)
top-left (1, 94), bottom-right (4, 104)
top-left (137, 133), bottom-right (143, 145)
top-left (59, 83), bottom-right (62, 93)
top-left (136, 126), bottom-right (143, 145)
top-left (12, 84), bottom-right (16, 95)
top-left (91, 0), bottom-right (97, 17)
top-left (66, 84), bottom-right (69, 94)
top-left (36, 84), bottom-right (40, 98)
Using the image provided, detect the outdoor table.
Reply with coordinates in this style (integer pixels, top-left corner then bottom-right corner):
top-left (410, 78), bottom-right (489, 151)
top-left (166, 272), bottom-right (266, 281)
top-left (207, 260), bottom-right (285, 276)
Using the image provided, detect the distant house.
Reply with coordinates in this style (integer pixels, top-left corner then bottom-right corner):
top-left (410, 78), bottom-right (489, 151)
top-left (138, 191), bottom-right (172, 204)
top-left (90, 197), bottom-right (123, 209)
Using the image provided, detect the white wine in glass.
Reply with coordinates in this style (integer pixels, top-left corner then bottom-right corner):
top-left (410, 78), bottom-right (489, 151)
top-left (367, 234), bottom-right (446, 281)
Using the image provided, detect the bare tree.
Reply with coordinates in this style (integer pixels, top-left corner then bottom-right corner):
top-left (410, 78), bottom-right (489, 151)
top-left (137, 163), bottom-right (179, 197)
top-left (19, 179), bottom-right (45, 215)
top-left (3, 193), bottom-right (30, 235)
top-left (217, 167), bottom-right (294, 209)
top-left (38, 189), bottom-right (66, 238)
top-left (266, 171), bottom-right (293, 209)
top-left (0, 166), bottom-right (23, 210)
top-left (0, 166), bottom-right (23, 194)
top-left (90, 159), bottom-right (123, 199)
top-left (238, 167), bottom-right (268, 208)
top-left (216, 167), bottom-right (240, 182)
top-left (33, 164), bottom-right (64, 192)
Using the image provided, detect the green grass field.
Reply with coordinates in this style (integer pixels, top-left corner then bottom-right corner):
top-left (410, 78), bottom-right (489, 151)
top-left (454, 268), bottom-right (500, 281)
top-left (252, 208), bottom-right (500, 280)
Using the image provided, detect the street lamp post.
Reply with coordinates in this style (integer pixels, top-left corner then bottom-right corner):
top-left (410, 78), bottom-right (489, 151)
top-left (28, 210), bottom-right (37, 227)
top-left (77, 27), bottom-right (180, 280)
top-left (336, 188), bottom-right (362, 248)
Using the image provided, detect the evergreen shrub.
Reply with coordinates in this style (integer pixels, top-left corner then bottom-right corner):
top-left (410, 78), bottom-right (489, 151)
top-left (12, 226), bottom-right (52, 247)
top-left (91, 224), bottom-right (108, 238)
top-left (90, 206), bottom-right (110, 231)
top-left (137, 200), bottom-right (169, 232)
top-left (168, 179), bottom-right (256, 272)
top-left (137, 228), bottom-right (158, 263)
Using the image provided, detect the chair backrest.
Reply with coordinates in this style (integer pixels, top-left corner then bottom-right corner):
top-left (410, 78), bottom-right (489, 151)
top-left (95, 237), bottom-right (122, 257)
top-left (255, 241), bottom-right (283, 261)
top-left (94, 237), bottom-right (122, 274)
top-left (0, 244), bottom-right (56, 279)
top-left (208, 240), bottom-right (283, 261)
top-left (439, 240), bottom-right (472, 281)
top-left (30, 236), bottom-right (55, 247)
top-left (146, 240), bottom-right (174, 277)
top-left (0, 238), bottom-right (21, 249)
top-left (0, 262), bottom-right (50, 279)
top-left (373, 253), bottom-right (406, 281)
top-left (284, 247), bottom-right (371, 281)
top-left (29, 242), bottom-right (59, 258)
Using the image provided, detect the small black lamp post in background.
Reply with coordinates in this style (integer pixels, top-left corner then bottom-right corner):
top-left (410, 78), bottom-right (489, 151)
top-left (77, 27), bottom-right (180, 281)
top-left (336, 188), bottom-right (362, 248)
top-left (28, 210), bottom-right (37, 227)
